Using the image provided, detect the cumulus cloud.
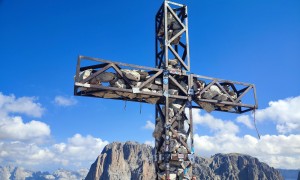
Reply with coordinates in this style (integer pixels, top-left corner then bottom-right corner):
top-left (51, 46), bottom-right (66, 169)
top-left (190, 109), bottom-right (239, 135)
top-left (236, 115), bottom-right (254, 129)
top-left (256, 96), bottom-right (300, 122)
top-left (235, 96), bottom-right (300, 134)
top-left (0, 141), bottom-right (55, 168)
top-left (0, 93), bottom-right (44, 118)
top-left (143, 120), bottom-right (155, 130)
top-left (52, 134), bottom-right (109, 163)
top-left (0, 134), bottom-right (108, 171)
top-left (191, 105), bottom-right (300, 169)
top-left (0, 93), bottom-right (49, 142)
top-left (256, 96), bottom-right (300, 134)
top-left (54, 96), bottom-right (77, 106)
top-left (0, 116), bottom-right (50, 141)
top-left (194, 133), bottom-right (300, 169)
top-left (0, 93), bottom-right (108, 171)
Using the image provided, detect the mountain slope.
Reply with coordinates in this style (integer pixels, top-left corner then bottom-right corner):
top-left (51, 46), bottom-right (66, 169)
top-left (85, 141), bottom-right (155, 180)
top-left (85, 141), bottom-right (283, 180)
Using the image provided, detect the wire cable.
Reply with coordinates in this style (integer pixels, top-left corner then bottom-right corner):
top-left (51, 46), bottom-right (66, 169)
top-left (253, 109), bottom-right (261, 139)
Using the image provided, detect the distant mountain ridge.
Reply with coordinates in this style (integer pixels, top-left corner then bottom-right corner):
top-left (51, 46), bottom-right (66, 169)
top-left (85, 141), bottom-right (284, 180)
top-left (0, 166), bottom-right (88, 180)
top-left (0, 142), bottom-right (298, 180)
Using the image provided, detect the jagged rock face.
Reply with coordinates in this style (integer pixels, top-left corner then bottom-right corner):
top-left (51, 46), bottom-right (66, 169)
top-left (85, 142), bottom-right (283, 180)
top-left (198, 153), bottom-right (283, 180)
top-left (85, 141), bottom-right (156, 180)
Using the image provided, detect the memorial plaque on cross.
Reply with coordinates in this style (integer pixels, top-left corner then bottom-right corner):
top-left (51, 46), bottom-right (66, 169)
top-left (74, 1), bottom-right (258, 179)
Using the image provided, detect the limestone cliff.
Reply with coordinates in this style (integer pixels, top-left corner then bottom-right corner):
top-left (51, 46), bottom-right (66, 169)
top-left (85, 142), bottom-right (283, 180)
top-left (85, 142), bottom-right (156, 180)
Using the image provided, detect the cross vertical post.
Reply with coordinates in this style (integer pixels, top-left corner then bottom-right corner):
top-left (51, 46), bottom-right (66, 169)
top-left (155, 1), bottom-right (194, 179)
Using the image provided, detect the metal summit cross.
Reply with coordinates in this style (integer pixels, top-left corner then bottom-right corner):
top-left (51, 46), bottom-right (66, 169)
top-left (74, 1), bottom-right (258, 179)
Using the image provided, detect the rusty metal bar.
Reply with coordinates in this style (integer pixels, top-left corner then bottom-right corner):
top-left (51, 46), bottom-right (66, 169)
top-left (138, 70), bottom-right (163, 89)
top-left (166, 5), bottom-right (186, 29)
top-left (194, 74), bottom-right (254, 87)
top-left (79, 63), bottom-right (109, 71)
top-left (198, 79), bottom-right (218, 96)
top-left (184, 5), bottom-right (190, 71)
top-left (168, 75), bottom-right (187, 95)
top-left (253, 85), bottom-right (258, 109)
top-left (168, 28), bottom-right (185, 45)
top-left (164, 1), bottom-right (169, 69)
top-left (170, 127), bottom-right (191, 153)
top-left (166, 1), bottom-right (184, 7)
top-left (75, 56), bottom-right (81, 82)
top-left (195, 98), bottom-right (255, 109)
top-left (215, 82), bottom-right (235, 102)
top-left (169, 102), bottom-right (186, 125)
top-left (81, 63), bottom-right (113, 84)
top-left (168, 45), bottom-right (189, 70)
top-left (110, 64), bottom-right (133, 88)
top-left (235, 85), bottom-right (253, 103)
top-left (80, 55), bottom-right (160, 71)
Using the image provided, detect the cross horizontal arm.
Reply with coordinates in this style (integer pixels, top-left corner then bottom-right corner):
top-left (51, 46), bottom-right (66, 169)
top-left (74, 55), bottom-right (258, 114)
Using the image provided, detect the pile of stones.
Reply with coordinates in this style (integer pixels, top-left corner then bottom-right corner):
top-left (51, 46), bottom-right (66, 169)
top-left (77, 68), bottom-right (238, 112)
top-left (192, 79), bottom-right (238, 112)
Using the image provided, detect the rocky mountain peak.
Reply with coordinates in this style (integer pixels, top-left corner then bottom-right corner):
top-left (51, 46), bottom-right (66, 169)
top-left (204, 153), bottom-right (282, 180)
top-left (85, 142), bottom-right (284, 180)
top-left (85, 141), bottom-right (155, 180)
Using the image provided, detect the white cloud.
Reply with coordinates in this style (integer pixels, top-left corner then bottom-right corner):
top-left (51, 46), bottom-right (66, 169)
top-left (0, 93), bottom-right (49, 142)
top-left (143, 120), bottom-right (155, 130)
top-left (256, 96), bottom-right (300, 123)
top-left (236, 115), bottom-right (254, 129)
top-left (144, 140), bottom-right (154, 147)
top-left (0, 141), bottom-right (55, 168)
top-left (0, 92), bottom-right (108, 171)
top-left (276, 123), bottom-right (299, 134)
top-left (194, 133), bottom-right (300, 169)
top-left (0, 93), bottom-right (44, 118)
top-left (53, 134), bottom-right (109, 162)
top-left (0, 134), bottom-right (108, 171)
top-left (190, 105), bottom-right (300, 169)
top-left (190, 109), bottom-right (239, 135)
top-left (256, 96), bottom-right (300, 134)
top-left (54, 96), bottom-right (77, 106)
top-left (0, 116), bottom-right (50, 141)
top-left (237, 96), bottom-right (300, 134)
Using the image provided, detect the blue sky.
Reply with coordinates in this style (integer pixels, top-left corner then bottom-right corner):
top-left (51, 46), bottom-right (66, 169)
top-left (0, 0), bottom-right (299, 171)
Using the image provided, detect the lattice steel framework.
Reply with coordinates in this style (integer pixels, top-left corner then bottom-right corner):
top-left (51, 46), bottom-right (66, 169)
top-left (74, 1), bottom-right (258, 179)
